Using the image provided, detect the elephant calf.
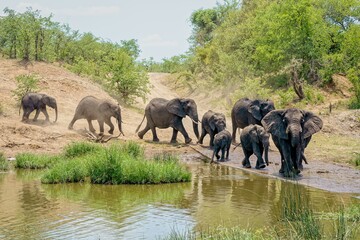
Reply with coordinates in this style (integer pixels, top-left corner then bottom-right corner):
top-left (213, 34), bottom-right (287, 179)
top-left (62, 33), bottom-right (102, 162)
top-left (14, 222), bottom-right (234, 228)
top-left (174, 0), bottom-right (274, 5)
top-left (211, 130), bottom-right (231, 164)
top-left (240, 124), bottom-right (270, 169)
top-left (198, 110), bottom-right (226, 148)
top-left (20, 93), bottom-right (58, 123)
top-left (68, 96), bottom-right (124, 136)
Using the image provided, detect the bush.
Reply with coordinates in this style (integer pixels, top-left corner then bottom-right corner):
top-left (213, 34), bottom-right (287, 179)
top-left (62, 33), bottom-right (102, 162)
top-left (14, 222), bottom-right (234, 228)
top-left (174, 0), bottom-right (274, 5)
top-left (0, 152), bottom-right (9, 171)
top-left (15, 153), bottom-right (60, 169)
top-left (11, 74), bottom-right (40, 104)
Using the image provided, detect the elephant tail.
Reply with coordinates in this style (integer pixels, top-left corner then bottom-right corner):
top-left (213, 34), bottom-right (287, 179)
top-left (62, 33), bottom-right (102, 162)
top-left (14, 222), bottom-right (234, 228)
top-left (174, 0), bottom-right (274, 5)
top-left (135, 114), bottom-right (146, 133)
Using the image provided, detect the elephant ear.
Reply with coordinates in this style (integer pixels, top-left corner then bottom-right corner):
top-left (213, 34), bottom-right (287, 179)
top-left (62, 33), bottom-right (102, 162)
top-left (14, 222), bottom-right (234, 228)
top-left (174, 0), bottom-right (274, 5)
top-left (166, 98), bottom-right (186, 118)
top-left (248, 102), bottom-right (262, 121)
top-left (99, 102), bottom-right (111, 113)
top-left (209, 115), bottom-right (216, 131)
top-left (261, 110), bottom-right (288, 139)
top-left (41, 95), bottom-right (50, 105)
top-left (303, 111), bottom-right (323, 138)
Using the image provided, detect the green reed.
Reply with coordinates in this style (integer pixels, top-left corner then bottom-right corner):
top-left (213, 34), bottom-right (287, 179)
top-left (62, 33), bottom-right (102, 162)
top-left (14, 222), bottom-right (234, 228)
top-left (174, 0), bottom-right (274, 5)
top-left (15, 153), bottom-right (60, 169)
top-left (0, 152), bottom-right (9, 171)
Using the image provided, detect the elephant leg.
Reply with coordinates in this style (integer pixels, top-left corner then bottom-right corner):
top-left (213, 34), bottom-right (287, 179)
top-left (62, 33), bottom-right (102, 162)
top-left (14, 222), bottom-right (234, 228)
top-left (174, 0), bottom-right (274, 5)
top-left (98, 120), bottom-right (105, 135)
top-left (215, 147), bottom-right (221, 160)
top-left (105, 119), bottom-right (114, 134)
top-left (209, 133), bottom-right (215, 149)
top-left (241, 148), bottom-right (252, 168)
top-left (138, 123), bottom-right (150, 139)
top-left (175, 122), bottom-right (192, 144)
top-left (22, 108), bottom-right (31, 121)
top-left (220, 147), bottom-right (226, 161)
top-left (231, 125), bottom-right (237, 144)
top-left (41, 108), bottom-right (50, 121)
top-left (225, 145), bottom-right (230, 160)
top-left (255, 146), bottom-right (266, 169)
top-left (68, 116), bottom-right (78, 130)
top-left (170, 128), bottom-right (178, 144)
top-left (198, 128), bottom-right (207, 144)
top-left (87, 119), bottom-right (96, 133)
top-left (150, 127), bottom-right (159, 142)
top-left (33, 109), bottom-right (41, 121)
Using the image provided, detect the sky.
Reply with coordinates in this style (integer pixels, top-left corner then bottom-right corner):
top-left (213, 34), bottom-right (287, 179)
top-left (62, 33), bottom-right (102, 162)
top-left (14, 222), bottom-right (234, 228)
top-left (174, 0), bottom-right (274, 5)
top-left (0, 0), bottom-right (219, 61)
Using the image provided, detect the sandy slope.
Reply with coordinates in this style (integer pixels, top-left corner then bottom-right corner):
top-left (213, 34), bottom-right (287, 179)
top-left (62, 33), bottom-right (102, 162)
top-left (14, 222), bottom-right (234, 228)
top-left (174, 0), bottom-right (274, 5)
top-left (0, 59), bottom-right (359, 193)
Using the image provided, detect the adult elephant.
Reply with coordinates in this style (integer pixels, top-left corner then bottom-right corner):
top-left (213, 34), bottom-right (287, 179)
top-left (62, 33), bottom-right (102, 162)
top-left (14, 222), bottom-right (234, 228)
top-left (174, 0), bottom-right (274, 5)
top-left (231, 98), bottom-right (275, 144)
top-left (261, 108), bottom-right (323, 177)
top-left (136, 98), bottom-right (200, 144)
top-left (20, 93), bottom-right (58, 123)
top-left (198, 110), bottom-right (226, 148)
top-left (68, 96), bottom-right (124, 136)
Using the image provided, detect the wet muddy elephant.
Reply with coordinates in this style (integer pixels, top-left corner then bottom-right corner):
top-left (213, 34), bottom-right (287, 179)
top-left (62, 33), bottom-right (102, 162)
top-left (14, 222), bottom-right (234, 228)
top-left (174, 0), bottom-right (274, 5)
top-left (231, 98), bottom-right (275, 143)
top-left (211, 129), bottom-right (231, 163)
top-left (68, 96), bottom-right (124, 135)
top-left (240, 124), bottom-right (270, 169)
top-left (20, 93), bottom-right (58, 123)
top-left (198, 110), bottom-right (226, 148)
top-left (261, 108), bottom-right (323, 177)
top-left (136, 98), bottom-right (200, 144)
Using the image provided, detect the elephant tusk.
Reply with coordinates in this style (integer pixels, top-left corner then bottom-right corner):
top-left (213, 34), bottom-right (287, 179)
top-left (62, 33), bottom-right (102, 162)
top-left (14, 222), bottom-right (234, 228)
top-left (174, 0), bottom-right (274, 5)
top-left (189, 117), bottom-right (200, 124)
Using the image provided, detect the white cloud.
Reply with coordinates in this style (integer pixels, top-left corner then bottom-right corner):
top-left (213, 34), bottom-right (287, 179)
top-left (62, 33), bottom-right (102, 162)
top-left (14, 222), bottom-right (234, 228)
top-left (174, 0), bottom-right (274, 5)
top-left (140, 34), bottom-right (178, 47)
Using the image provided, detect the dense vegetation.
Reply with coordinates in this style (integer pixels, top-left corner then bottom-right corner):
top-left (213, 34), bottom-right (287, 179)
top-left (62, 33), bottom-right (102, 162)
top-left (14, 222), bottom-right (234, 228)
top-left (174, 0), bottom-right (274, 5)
top-left (0, 7), bottom-right (149, 104)
top-left (14, 141), bottom-right (191, 184)
top-left (154, 0), bottom-right (360, 108)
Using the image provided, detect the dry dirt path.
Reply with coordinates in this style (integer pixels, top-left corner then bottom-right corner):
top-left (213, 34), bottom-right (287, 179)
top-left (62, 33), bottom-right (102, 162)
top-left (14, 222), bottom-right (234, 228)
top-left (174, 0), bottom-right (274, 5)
top-left (0, 60), bottom-right (359, 194)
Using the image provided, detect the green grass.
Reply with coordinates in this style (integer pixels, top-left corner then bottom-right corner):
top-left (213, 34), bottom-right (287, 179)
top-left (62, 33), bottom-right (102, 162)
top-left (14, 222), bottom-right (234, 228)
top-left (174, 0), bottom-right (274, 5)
top-left (89, 144), bottom-right (191, 184)
top-left (15, 153), bottom-right (60, 169)
top-left (63, 141), bottom-right (102, 158)
top-left (351, 153), bottom-right (360, 168)
top-left (41, 158), bottom-right (88, 184)
top-left (19, 141), bottom-right (191, 185)
top-left (0, 152), bottom-right (9, 171)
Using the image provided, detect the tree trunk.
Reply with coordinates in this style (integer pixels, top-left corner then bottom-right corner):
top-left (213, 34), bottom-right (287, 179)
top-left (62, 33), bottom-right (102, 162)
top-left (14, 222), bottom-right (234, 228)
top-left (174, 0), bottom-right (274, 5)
top-left (290, 62), bottom-right (305, 100)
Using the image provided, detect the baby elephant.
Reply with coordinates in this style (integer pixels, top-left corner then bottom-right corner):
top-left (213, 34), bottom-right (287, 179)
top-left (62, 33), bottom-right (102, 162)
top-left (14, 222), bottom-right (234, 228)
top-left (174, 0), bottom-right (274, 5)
top-left (211, 129), bottom-right (231, 164)
top-left (198, 110), bottom-right (226, 148)
top-left (240, 124), bottom-right (270, 169)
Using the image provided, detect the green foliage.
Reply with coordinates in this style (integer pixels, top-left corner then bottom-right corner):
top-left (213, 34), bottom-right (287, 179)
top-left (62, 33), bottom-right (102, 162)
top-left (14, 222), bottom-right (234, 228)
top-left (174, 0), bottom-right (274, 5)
top-left (11, 74), bottom-right (39, 103)
top-left (15, 153), bottom-right (60, 169)
top-left (107, 49), bottom-right (150, 104)
top-left (63, 141), bottom-right (101, 158)
top-left (351, 153), bottom-right (360, 168)
top-left (0, 152), bottom-right (9, 171)
top-left (41, 158), bottom-right (88, 184)
top-left (347, 64), bottom-right (360, 109)
top-left (173, 0), bottom-right (360, 107)
top-left (0, 8), bottom-right (149, 106)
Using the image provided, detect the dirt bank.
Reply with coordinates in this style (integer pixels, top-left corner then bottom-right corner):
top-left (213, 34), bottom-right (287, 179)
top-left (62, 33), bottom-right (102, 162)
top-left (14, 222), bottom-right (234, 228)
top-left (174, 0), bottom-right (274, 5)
top-left (0, 59), bottom-right (359, 194)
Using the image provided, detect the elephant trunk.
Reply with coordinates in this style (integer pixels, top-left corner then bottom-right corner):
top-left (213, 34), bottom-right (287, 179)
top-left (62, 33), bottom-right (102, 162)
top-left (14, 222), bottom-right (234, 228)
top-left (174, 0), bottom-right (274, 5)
top-left (117, 116), bottom-right (125, 136)
top-left (264, 142), bottom-right (269, 166)
top-left (193, 121), bottom-right (199, 140)
top-left (288, 125), bottom-right (300, 147)
top-left (54, 104), bottom-right (58, 123)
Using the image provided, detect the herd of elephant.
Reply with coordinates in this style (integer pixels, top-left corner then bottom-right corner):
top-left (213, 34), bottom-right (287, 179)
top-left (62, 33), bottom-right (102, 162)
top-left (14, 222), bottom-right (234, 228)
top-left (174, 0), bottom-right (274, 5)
top-left (19, 93), bottom-right (323, 178)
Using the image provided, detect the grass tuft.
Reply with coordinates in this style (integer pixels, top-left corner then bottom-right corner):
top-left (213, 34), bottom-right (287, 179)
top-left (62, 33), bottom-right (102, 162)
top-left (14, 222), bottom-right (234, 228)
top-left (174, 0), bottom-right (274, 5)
top-left (0, 152), bottom-right (9, 171)
top-left (41, 158), bottom-right (88, 184)
top-left (64, 141), bottom-right (101, 158)
top-left (15, 153), bottom-right (60, 169)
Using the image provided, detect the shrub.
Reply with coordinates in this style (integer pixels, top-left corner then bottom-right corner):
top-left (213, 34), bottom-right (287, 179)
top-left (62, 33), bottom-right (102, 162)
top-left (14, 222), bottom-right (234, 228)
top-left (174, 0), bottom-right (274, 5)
top-left (0, 152), bottom-right (9, 171)
top-left (64, 141), bottom-right (101, 158)
top-left (15, 153), bottom-right (60, 169)
top-left (11, 74), bottom-right (40, 104)
top-left (41, 158), bottom-right (88, 184)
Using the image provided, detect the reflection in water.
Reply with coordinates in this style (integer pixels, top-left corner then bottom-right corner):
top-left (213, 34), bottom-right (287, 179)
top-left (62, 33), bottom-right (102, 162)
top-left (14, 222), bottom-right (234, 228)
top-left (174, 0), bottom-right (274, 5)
top-left (0, 163), bottom-right (358, 239)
